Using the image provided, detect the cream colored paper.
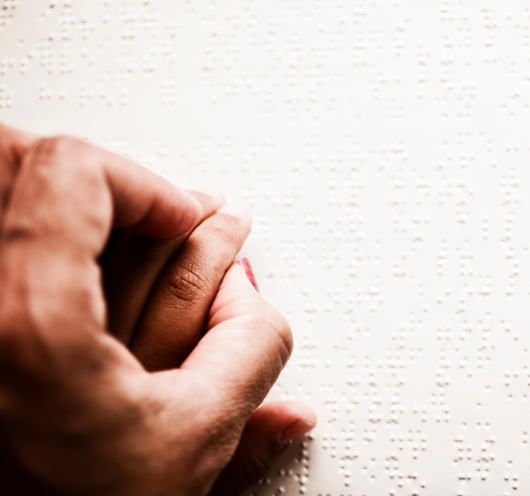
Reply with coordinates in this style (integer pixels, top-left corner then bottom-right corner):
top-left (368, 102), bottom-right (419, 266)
top-left (1, 2), bottom-right (529, 495)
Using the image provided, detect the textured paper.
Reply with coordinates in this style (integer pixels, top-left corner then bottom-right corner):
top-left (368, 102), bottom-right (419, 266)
top-left (1, 2), bottom-right (529, 495)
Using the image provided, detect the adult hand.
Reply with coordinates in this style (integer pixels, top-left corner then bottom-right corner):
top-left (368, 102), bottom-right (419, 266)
top-left (0, 123), bottom-right (316, 495)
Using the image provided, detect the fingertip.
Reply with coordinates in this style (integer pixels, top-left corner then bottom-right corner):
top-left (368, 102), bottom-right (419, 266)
top-left (214, 262), bottom-right (263, 307)
top-left (217, 203), bottom-right (252, 227)
top-left (208, 400), bottom-right (317, 495)
top-left (286, 400), bottom-right (318, 426)
top-left (160, 184), bottom-right (202, 235)
top-left (189, 184), bottom-right (226, 207)
top-left (139, 186), bottom-right (202, 239)
top-left (273, 400), bottom-right (318, 430)
top-left (175, 190), bottom-right (202, 232)
top-left (248, 400), bottom-right (317, 441)
top-left (281, 418), bottom-right (316, 445)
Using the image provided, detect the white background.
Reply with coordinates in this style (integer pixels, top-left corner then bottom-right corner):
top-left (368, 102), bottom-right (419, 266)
top-left (1, 1), bottom-right (530, 495)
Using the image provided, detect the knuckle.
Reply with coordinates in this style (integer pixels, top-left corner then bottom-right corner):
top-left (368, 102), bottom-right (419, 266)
top-left (31, 135), bottom-right (86, 160)
top-left (23, 136), bottom-right (108, 241)
top-left (29, 136), bottom-right (101, 182)
top-left (165, 262), bottom-right (212, 304)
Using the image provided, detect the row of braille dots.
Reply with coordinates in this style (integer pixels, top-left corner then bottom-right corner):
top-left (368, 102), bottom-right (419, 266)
top-left (38, 2), bottom-right (97, 43)
top-left (0, 0), bottom-right (17, 32)
top-left (345, 321), bottom-right (374, 339)
top-left (38, 82), bottom-right (65, 100)
top-left (436, 347), bottom-right (452, 389)
top-left (499, 172), bottom-right (521, 301)
top-left (385, 458), bottom-right (427, 494)
top-left (322, 430), bottom-right (357, 459)
top-left (118, 4), bottom-right (162, 38)
top-left (435, 281), bottom-right (494, 308)
top-left (453, 435), bottom-right (496, 481)
top-left (116, 23), bottom-right (179, 70)
top-left (17, 40), bottom-right (75, 75)
top-left (161, 75), bottom-right (176, 105)
top-left (198, 24), bottom-right (341, 107)
top-left (411, 401), bottom-right (451, 423)
top-left (79, 81), bottom-right (128, 106)
top-left (501, 320), bottom-right (522, 342)
top-left (297, 439), bottom-right (312, 494)
top-left (500, 460), bottom-right (522, 495)
top-left (392, 251), bottom-right (427, 280)
top-left (344, 282), bottom-right (384, 313)
top-left (276, 439), bottom-right (313, 495)
top-left (390, 315), bottom-right (422, 343)
top-left (435, 240), bottom-right (485, 280)
top-left (504, 367), bottom-right (530, 403)
top-left (33, 4), bottom-right (177, 73)
top-left (0, 58), bottom-right (15, 76)
top-left (323, 395), bottom-right (341, 424)
top-left (0, 83), bottom-right (13, 108)
top-left (345, 347), bottom-right (422, 376)
top-left (343, 384), bottom-right (406, 425)
top-left (177, 139), bottom-right (275, 176)
top-left (336, 434), bottom-right (361, 488)
top-left (438, 4), bottom-right (502, 65)
top-left (252, 438), bottom-right (312, 494)
top-left (500, 170), bottom-right (520, 242)
top-left (297, 330), bottom-right (317, 369)
top-left (388, 486), bottom-right (425, 496)
top-left (501, 84), bottom-right (530, 118)
top-left (324, 425), bottom-right (432, 458)
top-left (503, 368), bottom-right (530, 385)
top-left (389, 432), bottom-right (428, 459)
top-left (503, 471), bottom-right (520, 492)
top-left (450, 347), bottom-right (495, 379)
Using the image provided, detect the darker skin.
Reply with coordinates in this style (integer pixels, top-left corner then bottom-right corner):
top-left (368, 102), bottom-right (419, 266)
top-left (0, 123), bottom-right (316, 496)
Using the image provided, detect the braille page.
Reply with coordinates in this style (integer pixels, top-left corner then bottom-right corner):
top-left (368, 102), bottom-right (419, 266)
top-left (1, 1), bottom-right (529, 495)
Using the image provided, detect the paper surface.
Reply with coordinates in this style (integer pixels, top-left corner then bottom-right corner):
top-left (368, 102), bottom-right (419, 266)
top-left (1, 1), bottom-right (529, 495)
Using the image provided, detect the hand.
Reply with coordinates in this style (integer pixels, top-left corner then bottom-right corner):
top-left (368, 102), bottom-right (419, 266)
top-left (0, 123), bottom-right (316, 495)
top-left (100, 191), bottom-right (316, 495)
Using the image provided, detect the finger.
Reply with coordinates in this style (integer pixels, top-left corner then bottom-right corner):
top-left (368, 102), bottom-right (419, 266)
top-left (0, 127), bottom-right (200, 239)
top-left (131, 204), bottom-right (252, 371)
top-left (209, 401), bottom-right (317, 496)
top-left (100, 186), bottom-right (226, 345)
top-left (2, 135), bottom-right (201, 255)
top-left (100, 148), bottom-right (200, 239)
top-left (0, 123), bottom-right (39, 229)
top-left (181, 262), bottom-right (293, 424)
top-left (0, 135), bottom-right (200, 366)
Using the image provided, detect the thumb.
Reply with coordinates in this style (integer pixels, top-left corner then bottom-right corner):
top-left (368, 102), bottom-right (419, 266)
top-left (182, 261), bottom-right (294, 419)
top-left (208, 401), bottom-right (317, 496)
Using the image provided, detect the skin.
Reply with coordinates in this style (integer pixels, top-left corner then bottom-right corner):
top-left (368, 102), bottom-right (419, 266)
top-left (0, 122), bottom-right (317, 496)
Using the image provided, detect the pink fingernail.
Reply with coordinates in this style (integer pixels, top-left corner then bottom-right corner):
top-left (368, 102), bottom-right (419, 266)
top-left (281, 419), bottom-right (316, 445)
top-left (241, 257), bottom-right (259, 292)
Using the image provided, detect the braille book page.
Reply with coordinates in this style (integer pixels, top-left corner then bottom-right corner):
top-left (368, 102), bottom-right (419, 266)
top-left (1, 1), bottom-right (529, 495)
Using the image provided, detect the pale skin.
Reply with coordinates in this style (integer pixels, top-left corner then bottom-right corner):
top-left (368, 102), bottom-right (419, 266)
top-left (0, 123), bottom-right (317, 495)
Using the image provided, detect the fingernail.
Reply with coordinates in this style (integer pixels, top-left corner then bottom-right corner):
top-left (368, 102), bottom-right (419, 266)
top-left (241, 257), bottom-right (259, 292)
top-left (281, 419), bottom-right (316, 445)
top-left (190, 184), bottom-right (225, 204)
top-left (218, 203), bottom-right (249, 220)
